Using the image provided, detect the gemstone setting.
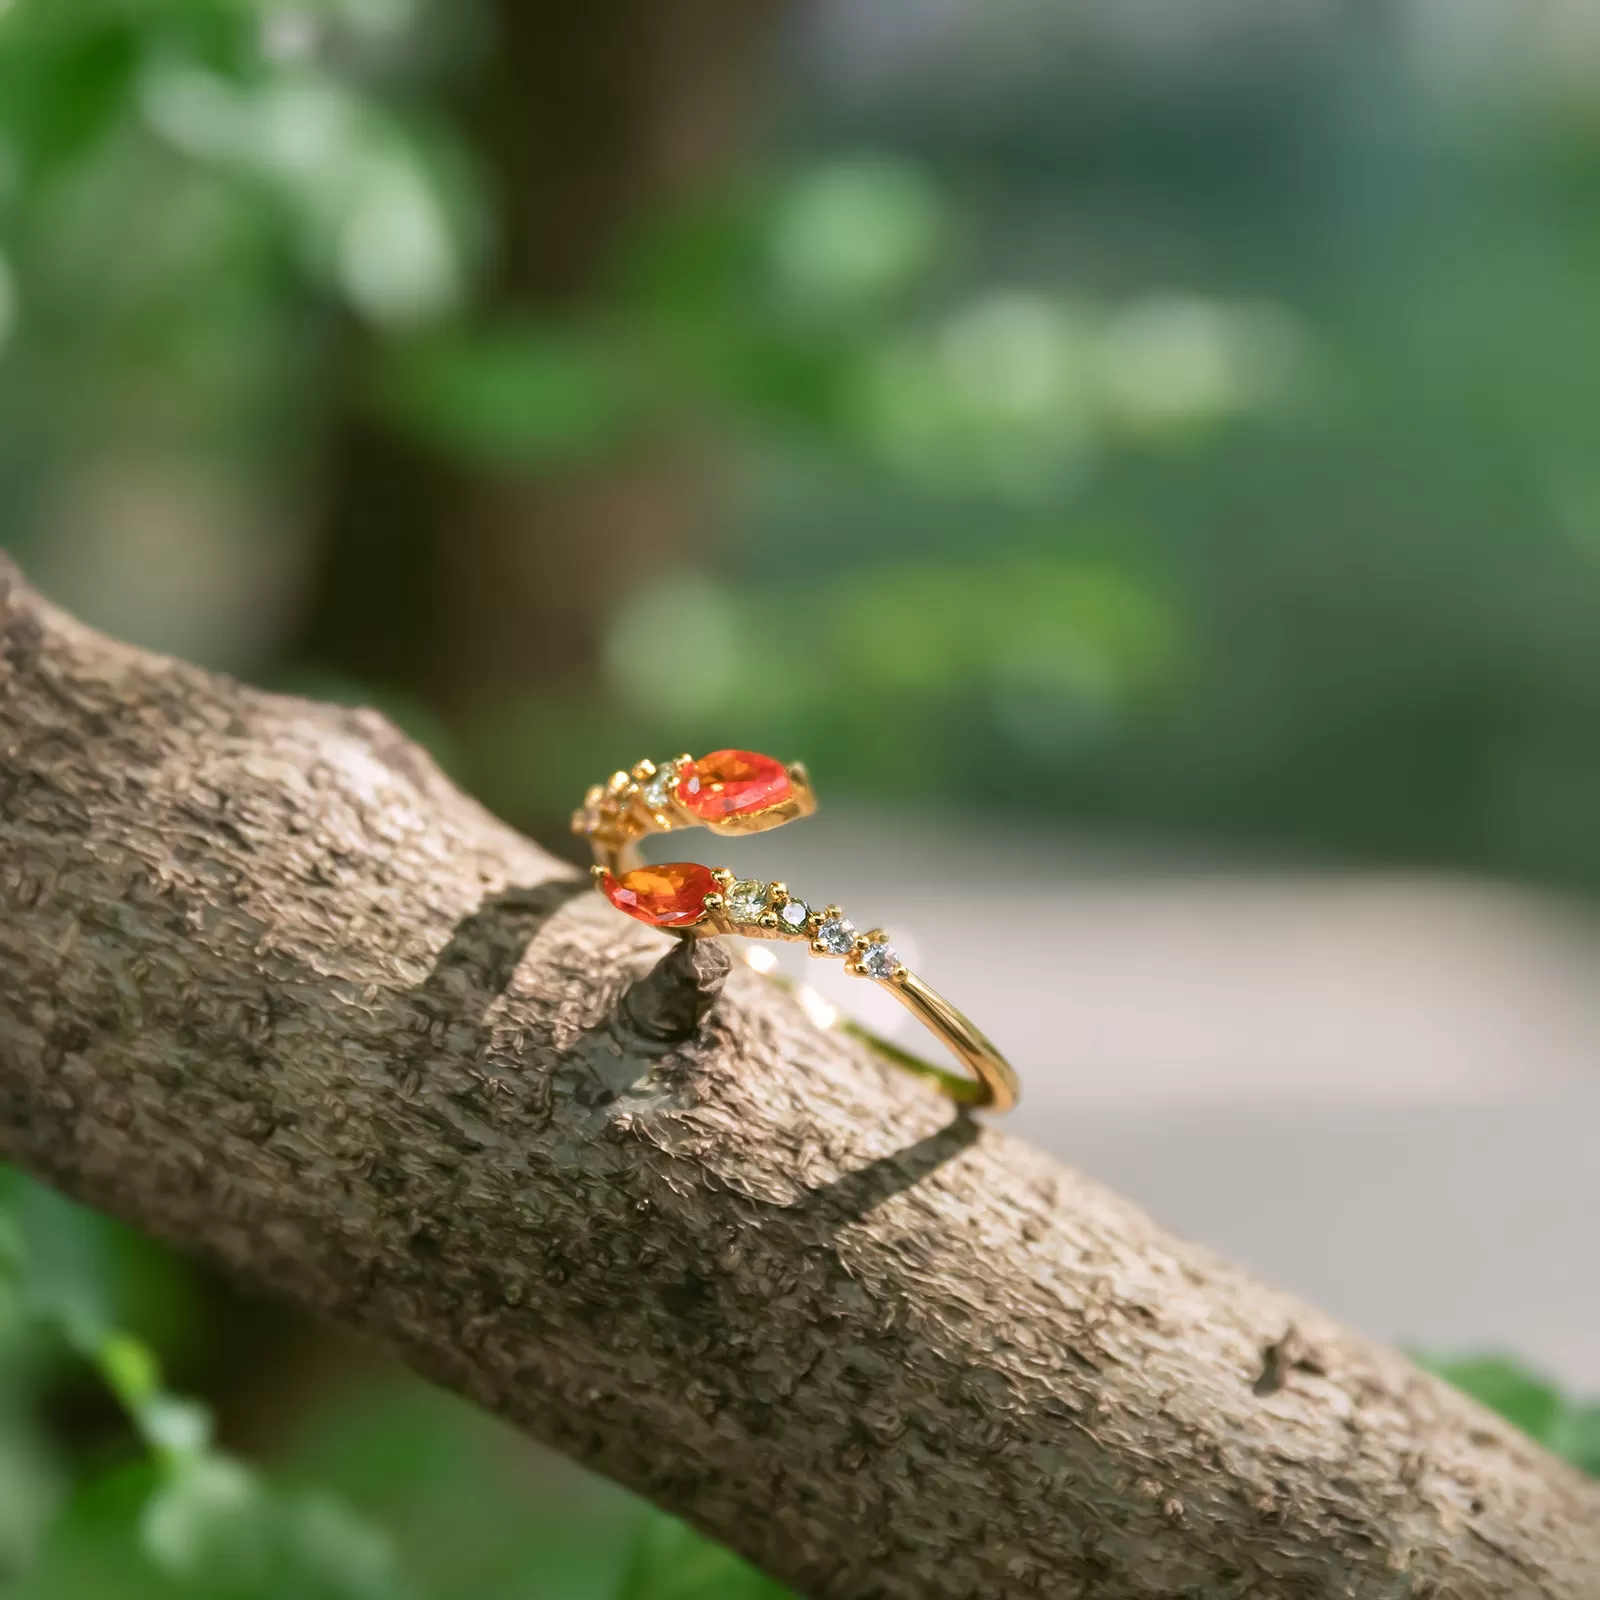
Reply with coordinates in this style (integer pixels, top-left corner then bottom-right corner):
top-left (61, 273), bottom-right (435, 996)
top-left (641, 762), bottom-right (678, 812)
top-left (778, 898), bottom-right (810, 931)
top-left (601, 862), bottom-right (715, 927)
top-left (677, 749), bottom-right (792, 821)
top-left (726, 879), bottom-right (771, 924)
top-left (816, 914), bottom-right (855, 955)
top-left (860, 940), bottom-right (900, 979)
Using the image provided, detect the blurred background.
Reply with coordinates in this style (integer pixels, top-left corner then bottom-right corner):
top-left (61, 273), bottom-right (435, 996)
top-left (2, 0), bottom-right (1599, 1594)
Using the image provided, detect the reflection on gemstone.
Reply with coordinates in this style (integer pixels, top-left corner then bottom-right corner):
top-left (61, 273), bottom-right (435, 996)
top-left (601, 862), bottom-right (716, 927)
top-left (861, 940), bottom-right (900, 979)
top-left (641, 761), bottom-right (677, 812)
top-left (677, 749), bottom-right (792, 820)
top-left (727, 879), bottom-right (771, 923)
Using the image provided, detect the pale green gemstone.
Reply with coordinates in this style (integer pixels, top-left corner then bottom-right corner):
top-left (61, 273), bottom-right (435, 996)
top-left (642, 763), bottom-right (677, 811)
top-left (727, 879), bottom-right (770, 923)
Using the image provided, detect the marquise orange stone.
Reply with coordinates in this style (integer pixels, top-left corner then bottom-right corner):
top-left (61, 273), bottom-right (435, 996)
top-left (676, 749), bottom-right (792, 820)
top-left (602, 862), bottom-right (716, 927)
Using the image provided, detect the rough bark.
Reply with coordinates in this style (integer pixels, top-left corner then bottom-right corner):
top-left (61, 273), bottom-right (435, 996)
top-left (0, 560), bottom-right (1595, 1600)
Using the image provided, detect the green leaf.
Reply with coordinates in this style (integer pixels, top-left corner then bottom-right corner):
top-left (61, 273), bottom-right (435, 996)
top-left (0, 1168), bottom-right (203, 1363)
top-left (377, 321), bottom-right (639, 466)
top-left (92, 1328), bottom-right (211, 1461)
top-left (0, 15), bottom-right (142, 184)
top-left (140, 1455), bottom-right (417, 1599)
top-left (1419, 1354), bottom-right (1600, 1478)
top-left (0, 1206), bottom-right (23, 1291)
top-left (139, 1455), bottom-right (269, 1587)
top-left (141, 60), bottom-right (477, 328)
top-left (9, 1176), bottom-right (114, 1343)
top-left (135, 1394), bottom-right (213, 1462)
top-left (1557, 1404), bottom-right (1600, 1479)
top-left (1421, 1356), bottom-right (1566, 1446)
top-left (10, 1461), bottom-right (176, 1600)
top-left (275, 1487), bottom-right (415, 1600)
top-left (616, 1511), bottom-right (794, 1600)
top-left (282, 1382), bottom-right (639, 1600)
top-left (96, 1332), bottom-right (161, 1410)
top-left (0, 1416), bottom-right (63, 1585)
top-left (769, 157), bottom-right (943, 308)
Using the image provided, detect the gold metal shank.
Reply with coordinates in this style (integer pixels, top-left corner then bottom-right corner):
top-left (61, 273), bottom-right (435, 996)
top-left (581, 753), bottom-right (1019, 1112)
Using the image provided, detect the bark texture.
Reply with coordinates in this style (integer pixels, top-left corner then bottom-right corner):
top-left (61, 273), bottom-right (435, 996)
top-left (0, 561), bottom-right (1595, 1599)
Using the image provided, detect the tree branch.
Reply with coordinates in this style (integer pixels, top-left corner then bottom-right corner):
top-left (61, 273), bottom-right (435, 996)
top-left (0, 559), bottom-right (1594, 1599)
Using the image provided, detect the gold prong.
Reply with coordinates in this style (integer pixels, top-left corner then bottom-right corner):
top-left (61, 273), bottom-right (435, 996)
top-left (575, 755), bottom-right (1018, 1110)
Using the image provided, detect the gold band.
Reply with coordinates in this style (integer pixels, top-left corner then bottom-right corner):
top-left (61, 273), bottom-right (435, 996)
top-left (573, 751), bottom-right (1019, 1112)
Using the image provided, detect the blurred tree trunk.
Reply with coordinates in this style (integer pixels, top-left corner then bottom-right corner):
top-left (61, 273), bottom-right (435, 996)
top-left (298, 0), bottom-right (788, 772)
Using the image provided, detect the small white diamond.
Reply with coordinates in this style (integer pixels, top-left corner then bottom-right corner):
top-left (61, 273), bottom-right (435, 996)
top-left (778, 898), bottom-right (809, 931)
top-left (727, 879), bottom-right (770, 923)
top-left (861, 940), bottom-right (899, 979)
top-left (642, 762), bottom-right (677, 812)
top-left (816, 915), bottom-right (855, 955)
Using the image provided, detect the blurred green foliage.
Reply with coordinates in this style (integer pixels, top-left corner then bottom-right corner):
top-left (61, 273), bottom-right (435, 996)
top-left (0, 1172), bottom-right (795, 1598)
top-left (1421, 1354), bottom-right (1600, 1479)
top-left (7, 0), bottom-right (1600, 893)
top-left (3, 1172), bottom-right (1596, 1600)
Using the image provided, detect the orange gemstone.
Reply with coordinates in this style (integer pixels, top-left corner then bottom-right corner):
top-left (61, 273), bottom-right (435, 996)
top-left (676, 749), bottom-right (792, 821)
top-left (601, 862), bottom-right (716, 927)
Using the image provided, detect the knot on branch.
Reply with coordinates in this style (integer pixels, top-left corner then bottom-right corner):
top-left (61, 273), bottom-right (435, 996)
top-left (619, 938), bottom-right (732, 1044)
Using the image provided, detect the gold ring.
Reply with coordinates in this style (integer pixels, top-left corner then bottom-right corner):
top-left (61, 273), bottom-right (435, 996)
top-left (572, 750), bottom-right (1019, 1112)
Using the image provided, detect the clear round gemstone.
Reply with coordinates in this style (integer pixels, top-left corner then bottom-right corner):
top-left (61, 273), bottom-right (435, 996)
top-left (816, 915), bottom-right (855, 955)
top-left (641, 763), bottom-right (677, 812)
top-left (861, 940), bottom-right (900, 979)
top-left (726, 879), bottom-right (770, 923)
top-left (778, 898), bottom-right (810, 931)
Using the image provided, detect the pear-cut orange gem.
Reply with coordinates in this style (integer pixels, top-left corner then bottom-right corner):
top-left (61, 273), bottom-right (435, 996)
top-left (601, 862), bottom-right (715, 927)
top-left (676, 749), bottom-right (791, 820)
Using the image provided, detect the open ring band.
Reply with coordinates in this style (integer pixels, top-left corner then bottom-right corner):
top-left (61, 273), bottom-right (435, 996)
top-left (572, 750), bottom-right (1019, 1112)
